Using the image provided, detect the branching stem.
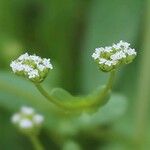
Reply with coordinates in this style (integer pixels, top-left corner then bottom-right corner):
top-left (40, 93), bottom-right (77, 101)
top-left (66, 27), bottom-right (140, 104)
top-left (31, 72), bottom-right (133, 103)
top-left (35, 71), bottom-right (116, 112)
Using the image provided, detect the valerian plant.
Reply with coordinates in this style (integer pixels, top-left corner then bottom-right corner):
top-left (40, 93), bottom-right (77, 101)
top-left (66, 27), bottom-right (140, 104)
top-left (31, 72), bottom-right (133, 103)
top-left (10, 41), bottom-right (136, 150)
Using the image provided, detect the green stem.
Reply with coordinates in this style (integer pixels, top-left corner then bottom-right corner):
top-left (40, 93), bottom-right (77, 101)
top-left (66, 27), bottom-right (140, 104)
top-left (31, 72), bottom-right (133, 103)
top-left (102, 71), bottom-right (116, 95)
top-left (29, 135), bottom-right (44, 150)
top-left (35, 71), bottom-right (116, 111)
top-left (35, 83), bottom-right (68, 110)
top-left (134, 0), bottom-right (150, 149)
top-left (85, 70), bottom-right (116, 108)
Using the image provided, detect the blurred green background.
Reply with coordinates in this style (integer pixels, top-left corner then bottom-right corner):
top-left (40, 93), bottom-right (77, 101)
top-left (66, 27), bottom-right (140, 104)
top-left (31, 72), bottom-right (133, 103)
top-left (0, 0), bottom-right (150, 149)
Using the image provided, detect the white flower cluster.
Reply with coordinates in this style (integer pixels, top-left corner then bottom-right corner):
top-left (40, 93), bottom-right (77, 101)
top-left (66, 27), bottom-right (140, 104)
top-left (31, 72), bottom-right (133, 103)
top-left (10, 53), bottom-right (53, 82)
top-left (92, 41), bottom-right (137, 72)
top-left (11, 106), bottom-right (44, 133)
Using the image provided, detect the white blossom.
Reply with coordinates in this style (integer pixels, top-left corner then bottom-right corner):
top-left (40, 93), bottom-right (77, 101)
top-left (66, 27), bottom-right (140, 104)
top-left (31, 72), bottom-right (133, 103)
top-left (105, 60), bottom-right (113, 66)
top-left (112, 44), bottom-right (121, 49)
top-left (43, 58), bottom-right (53, 69)
top-left (124, 48), bottom-right (137, 56)
top-left (110, 51), bottom-right (126, 61)
top-left (21, 106), bottom-right (34, 115)
top-left (92, 48), bottom-right (101, 60)
top-left (11, 106), bottom-right (44, 132)
top-left (11, 113), bottom-right (21, 124)
top-left (99, 58), bottom-right (107, 64)
top-left (10, 53), bottom-right (53, 82)
top-left (92, 41), bottom-right (137, 72)
top-left (118, 40), bottom-right (130, 48)
top-left (104, 46), bottom-right (113, 52)
top-left (19, 119), bottom-right (33, 129)
top-left (18, 53), bottom-right (29, 61)
top-left (10, 61), bottom-right (24, 72)
top-left (28, 69), bottom-right (39, 79)
top-left (33, 114), bottom-right (44, 125)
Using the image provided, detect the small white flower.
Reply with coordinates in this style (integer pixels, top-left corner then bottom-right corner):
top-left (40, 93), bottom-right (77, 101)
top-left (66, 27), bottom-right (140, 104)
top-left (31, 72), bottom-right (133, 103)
top-left (92, 50), bottom-right (100, 60)
top-left (10, 61), bottom-right (24, 72)
top-left (23, 65), bottom-right (33, 72)
top-left (105, 60), bottom-right (113, 66)
top-left (118, 40), bottom-right (130, 48)
top-left (21, 106), bottom-right (34, 115)
top-left (43, 58), bottom-right (53, 69)
top-left (104, 46), bottom-right (112, 52)
top-left (11, 113), bottom-right (21, 124)
top-left (29, 55), bottom-right (42, 63)
top-left (92, 52), bottom-right (99, 60)
top-left (19, 119), bottom-right (33, 129)
top-left (28, 69), bottom-right (39, 79)
top-left (99, 58), bottom-right (107, 64)
top-left (110, 51), bottom-right (126, 61)
top-left (126, 48), bottom-right (137, 56)
top-left (18, 53), bottom-right (29, 61)
top-left (112, 44), bottom-right (120, 49)
top-left (92, 47), bottom-right (105, 60)
top-left (33, 114), bottom-right (44, 125)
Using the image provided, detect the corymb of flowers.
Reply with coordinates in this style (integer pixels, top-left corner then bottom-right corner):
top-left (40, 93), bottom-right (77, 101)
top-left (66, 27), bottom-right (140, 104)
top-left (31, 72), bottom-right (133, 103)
top-left (10, 53), bottom-right (53, 83)
top-left (92, 41), bottom-right (137, 72)
top-left (11, 106), bottom-right (44, 134)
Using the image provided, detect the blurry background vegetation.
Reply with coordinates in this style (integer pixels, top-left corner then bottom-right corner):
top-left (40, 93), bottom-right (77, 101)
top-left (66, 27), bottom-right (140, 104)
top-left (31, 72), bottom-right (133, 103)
top-left (0, 0), bottom-right (150, 150)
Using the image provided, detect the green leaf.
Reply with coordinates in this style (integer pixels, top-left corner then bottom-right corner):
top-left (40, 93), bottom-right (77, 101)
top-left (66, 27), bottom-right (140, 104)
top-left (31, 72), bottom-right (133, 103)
top-left (50, 88), bottom-right (74, 101)
top-left (77, 93), bottom-right (127, 127)
top-left (50, 85), bottom-right (111, 112)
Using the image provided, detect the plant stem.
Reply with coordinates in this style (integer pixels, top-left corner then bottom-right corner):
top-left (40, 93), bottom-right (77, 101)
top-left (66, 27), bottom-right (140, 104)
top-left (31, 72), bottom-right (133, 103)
top-left (134, 0), bottom-right (150, 149)
top-left (103, 71), bottom-right (116, 95)
top-left (35, 71), bottom-right (116, 111)
top-left (29, 135), bottom-right (44, 150)
top-left (35, 83), bottom-right (68, 110)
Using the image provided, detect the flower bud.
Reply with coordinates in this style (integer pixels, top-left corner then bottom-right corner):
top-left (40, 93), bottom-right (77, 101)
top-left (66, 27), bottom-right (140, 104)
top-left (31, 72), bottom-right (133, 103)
top-left (10, 53), bottom-right (53, 83)
top-left (92, 41), bottom-right (137, 72)
top-left (11, 106), bottom-right (44, 135)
